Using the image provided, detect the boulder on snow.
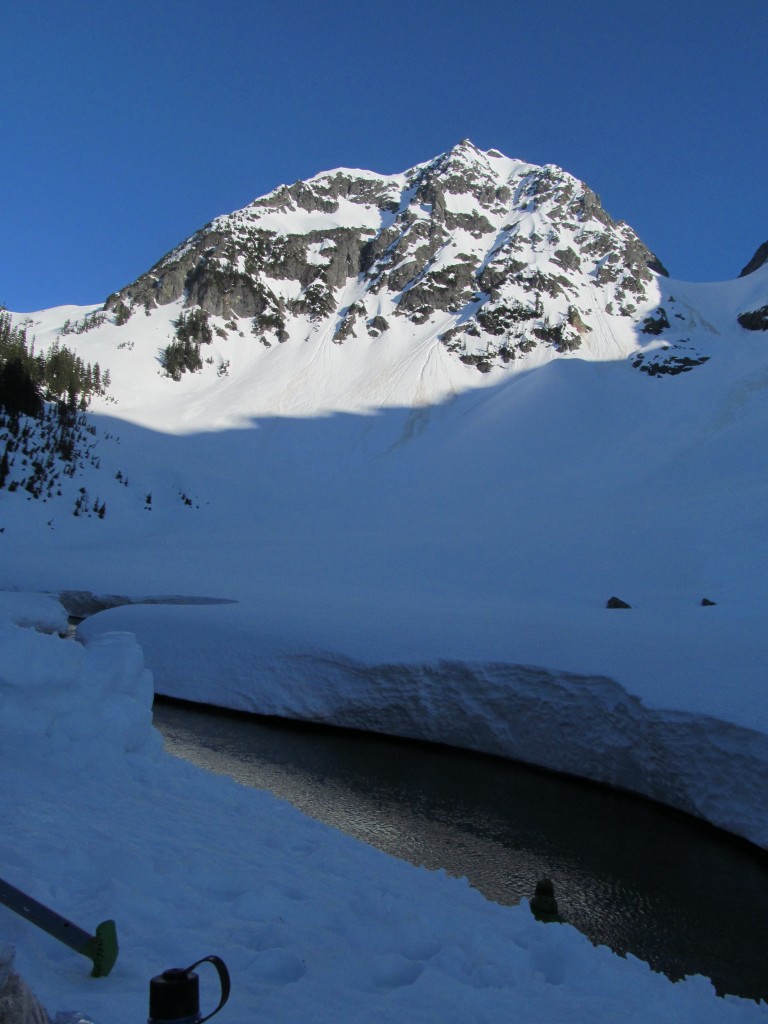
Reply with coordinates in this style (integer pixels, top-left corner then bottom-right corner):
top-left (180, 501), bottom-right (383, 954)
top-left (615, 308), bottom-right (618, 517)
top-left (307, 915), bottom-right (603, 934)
top-left (701, 597), bottom-right (717, 606)
top-left (606, 596), bottom-right (631, 609)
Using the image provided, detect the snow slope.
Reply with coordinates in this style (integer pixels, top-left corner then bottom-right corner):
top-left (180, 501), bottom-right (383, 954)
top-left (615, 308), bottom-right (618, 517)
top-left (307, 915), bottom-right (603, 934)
top-left (2, 146), bottom-right (768, 849)
top-left (2, 603), bottom-right (766, 1023)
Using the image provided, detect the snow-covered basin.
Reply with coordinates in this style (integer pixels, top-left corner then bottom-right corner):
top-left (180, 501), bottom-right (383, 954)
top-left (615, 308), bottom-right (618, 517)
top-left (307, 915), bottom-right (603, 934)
top-left (3, 596), bottom-right (768, 1023)
top-left (78, 596), bottom-right (768, 850)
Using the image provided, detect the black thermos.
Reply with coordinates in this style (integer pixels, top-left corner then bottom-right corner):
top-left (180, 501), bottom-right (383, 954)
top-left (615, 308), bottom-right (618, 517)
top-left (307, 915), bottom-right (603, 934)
top-left (148, 956), bottom-right (230, 1024)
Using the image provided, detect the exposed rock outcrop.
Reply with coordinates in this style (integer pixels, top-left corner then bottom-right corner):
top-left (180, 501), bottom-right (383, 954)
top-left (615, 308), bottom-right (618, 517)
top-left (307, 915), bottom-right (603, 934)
top-left (104, 140), bottom-right (671, 372)
top-left (738, 240), bottom-right (768, 278)
top-left (737, 306), bottom-right (768, 331)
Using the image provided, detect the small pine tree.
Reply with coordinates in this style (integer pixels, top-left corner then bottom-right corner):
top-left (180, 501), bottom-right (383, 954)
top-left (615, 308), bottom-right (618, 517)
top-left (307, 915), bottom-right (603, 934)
top-left (113, 301), bottom-right (131, 326)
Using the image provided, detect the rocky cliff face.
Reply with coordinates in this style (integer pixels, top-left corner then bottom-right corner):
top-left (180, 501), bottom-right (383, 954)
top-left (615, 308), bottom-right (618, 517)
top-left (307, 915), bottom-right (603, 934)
top-left (735, 241), bottom-right (768, 333)
top-left (106, 140), bottom-right (670, 373)
top-left (739, 240), bottom-right (768, 278)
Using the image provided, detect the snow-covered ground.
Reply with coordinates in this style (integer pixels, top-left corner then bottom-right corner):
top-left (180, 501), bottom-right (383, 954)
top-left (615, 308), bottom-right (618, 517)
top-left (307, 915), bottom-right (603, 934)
top-left (3, 146), bottom-right (768, 1018)
top-left (4, 268), bottom-right (768, 847)
top-left (2, 598), bottom-right (766, 1023)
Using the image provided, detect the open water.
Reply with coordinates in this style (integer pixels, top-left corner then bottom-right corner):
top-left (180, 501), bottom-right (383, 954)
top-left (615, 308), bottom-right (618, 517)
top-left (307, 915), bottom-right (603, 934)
top-left (152, 697), bottom-right (768, 1003)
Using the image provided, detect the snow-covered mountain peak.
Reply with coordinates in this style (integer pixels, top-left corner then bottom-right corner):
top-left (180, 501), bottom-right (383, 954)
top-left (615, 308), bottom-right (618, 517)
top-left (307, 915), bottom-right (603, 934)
top-left (6, 143), bottom-right (765, 442)
top-left (420, 138), bottom-right (533, 186)
top-left (91, 143), bottom-right (681, 400)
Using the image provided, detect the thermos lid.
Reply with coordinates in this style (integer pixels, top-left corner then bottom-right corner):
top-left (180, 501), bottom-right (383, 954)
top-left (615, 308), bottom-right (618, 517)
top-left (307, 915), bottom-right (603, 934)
top-left (148, 966), bottom-right (200, 1022)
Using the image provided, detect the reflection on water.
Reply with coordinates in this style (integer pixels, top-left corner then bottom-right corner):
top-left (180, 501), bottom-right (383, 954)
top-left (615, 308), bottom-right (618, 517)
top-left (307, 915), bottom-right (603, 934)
top-left (152, 697), bottom-right (768, 1002)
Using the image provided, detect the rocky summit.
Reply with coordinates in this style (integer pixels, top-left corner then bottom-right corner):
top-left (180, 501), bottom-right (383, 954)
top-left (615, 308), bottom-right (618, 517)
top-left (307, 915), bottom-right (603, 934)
top-left (104, 140), bottom-right (679, 376)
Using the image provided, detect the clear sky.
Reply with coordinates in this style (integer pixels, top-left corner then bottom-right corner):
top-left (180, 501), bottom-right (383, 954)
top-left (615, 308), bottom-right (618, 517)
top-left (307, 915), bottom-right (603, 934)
top-left (2, 0), bottom-right (766, 312)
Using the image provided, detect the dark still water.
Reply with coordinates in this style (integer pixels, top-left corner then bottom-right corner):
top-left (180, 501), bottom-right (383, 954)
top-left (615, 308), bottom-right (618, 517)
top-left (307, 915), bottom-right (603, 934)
top-left (152, 697), bottom-right (768, 1003)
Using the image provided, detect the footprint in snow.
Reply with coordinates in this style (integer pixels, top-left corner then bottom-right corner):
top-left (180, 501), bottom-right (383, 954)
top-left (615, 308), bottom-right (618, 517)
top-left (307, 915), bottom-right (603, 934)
top-left (252, 948), bottom-right (306, 984)
top-left (372, 954), bottom-right (425, 991)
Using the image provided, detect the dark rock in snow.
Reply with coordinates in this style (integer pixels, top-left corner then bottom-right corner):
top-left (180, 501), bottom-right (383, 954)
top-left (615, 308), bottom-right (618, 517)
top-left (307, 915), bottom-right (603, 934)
top-left (606, 596), bottom-right (631, 609)
top-left (737, 306), bottom-right (768, 331)
top-left (530, 878), bottom-right (565, 923)
top-left (641, 308), bottom-right (670, 335)
top-left (367, 315), bottom-right (389, 337)
top-left (738, 240), bottom-right (768, 278)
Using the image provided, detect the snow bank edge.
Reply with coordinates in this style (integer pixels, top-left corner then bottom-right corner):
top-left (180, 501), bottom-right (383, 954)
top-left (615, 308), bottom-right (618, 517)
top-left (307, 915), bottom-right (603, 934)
top-left (79, 605), bottom-right (768, 850)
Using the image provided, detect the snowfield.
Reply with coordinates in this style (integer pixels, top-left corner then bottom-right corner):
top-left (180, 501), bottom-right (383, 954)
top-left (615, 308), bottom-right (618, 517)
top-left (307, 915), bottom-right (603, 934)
top-left (1, 601), bottom-right (767, 1023)
top-left (4, 272), bottom-right (768, 847)
top-left (3, 143), bottom-right (768, 1019)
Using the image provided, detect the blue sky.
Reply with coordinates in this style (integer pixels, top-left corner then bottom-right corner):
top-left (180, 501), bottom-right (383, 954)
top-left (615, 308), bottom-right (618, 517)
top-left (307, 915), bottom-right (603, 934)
top-left (3, 0), bottom-right (766, 311)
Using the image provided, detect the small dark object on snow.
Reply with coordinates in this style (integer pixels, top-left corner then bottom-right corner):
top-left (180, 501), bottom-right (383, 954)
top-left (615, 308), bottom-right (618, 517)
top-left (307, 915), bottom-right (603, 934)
top-left (606, 596), bottom-right (631, 609)
top-left (530, 878), bottom-right (564, 923)
top-left (701, 597), bottom-right (717, 606)
top-left (148, 955), bottom-right (230, 1024)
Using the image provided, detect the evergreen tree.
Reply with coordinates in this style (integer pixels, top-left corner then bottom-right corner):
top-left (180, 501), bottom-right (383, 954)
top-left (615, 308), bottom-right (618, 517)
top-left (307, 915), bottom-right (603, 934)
top-left (113, 301), bottom-right (131, 326)
top-left (0, 308), bottom-right (112, 411)
top-left (0, 358), bottom-right (43, 417)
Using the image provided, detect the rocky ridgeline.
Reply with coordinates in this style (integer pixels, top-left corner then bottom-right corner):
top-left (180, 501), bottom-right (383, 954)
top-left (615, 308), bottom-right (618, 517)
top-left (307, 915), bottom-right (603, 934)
top-left (103, 140), bottom-right (767, 377)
